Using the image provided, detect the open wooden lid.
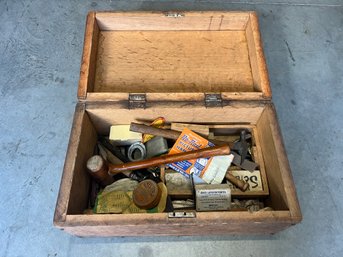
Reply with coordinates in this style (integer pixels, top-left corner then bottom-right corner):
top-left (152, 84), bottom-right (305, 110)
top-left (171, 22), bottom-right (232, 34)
top-left (78, 11), bottom-right (271, 104)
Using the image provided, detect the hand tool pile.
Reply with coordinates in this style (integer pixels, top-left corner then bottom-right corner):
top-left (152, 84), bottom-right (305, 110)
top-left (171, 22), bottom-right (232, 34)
top-left (83, 118), bottom-right (270, 214)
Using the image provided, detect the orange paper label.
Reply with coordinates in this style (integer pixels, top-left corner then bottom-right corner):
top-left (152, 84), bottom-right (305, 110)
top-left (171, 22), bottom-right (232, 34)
top-left (168, 128), bottom-right (215, 179)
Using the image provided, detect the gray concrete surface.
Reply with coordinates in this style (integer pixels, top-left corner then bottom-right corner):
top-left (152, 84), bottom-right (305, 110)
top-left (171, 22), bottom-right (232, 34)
top-left (0, 0), bottom-right (342, 256)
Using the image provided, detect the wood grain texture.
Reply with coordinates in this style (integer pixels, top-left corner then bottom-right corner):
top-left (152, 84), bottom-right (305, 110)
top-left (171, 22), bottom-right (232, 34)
top-left (252, 128), bottom-right (270, 197)
top-left (245, 13), bottom-right (271, 98)
top-left (78, 12), bottom-right (99, 99)
top-left (85, 92), bottom-right (265, 102)
top-left (257, 105), bottom-right (302, 219)
top-left (54, 103), bottom-right (96, 223)
top-left (95, 11), bottom-right (250, 31)
top-left (55, 211), bottom-right (296, 236)
top-left (256, 105), bottom-right (301, 221)
top-left (85, 102), bottom-right (264, 136)
top-left (94, 31), bottom-right (254, 93)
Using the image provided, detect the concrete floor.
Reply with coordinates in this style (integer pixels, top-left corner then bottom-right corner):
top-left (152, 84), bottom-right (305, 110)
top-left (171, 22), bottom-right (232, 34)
top-left (0, 0), bottom-right (342, 256)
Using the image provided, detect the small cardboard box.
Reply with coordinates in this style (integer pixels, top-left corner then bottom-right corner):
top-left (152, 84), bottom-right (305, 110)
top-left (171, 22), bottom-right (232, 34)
top-left (54, 11), bottom-right (302, 236)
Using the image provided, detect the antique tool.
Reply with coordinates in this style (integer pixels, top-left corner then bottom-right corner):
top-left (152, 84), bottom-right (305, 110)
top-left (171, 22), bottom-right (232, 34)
top-left (108, 145), bottom-right (231, 175)
top-left (130, 123), bottom-right (257, 171)
top-left (127, 142), bottom-right (146, 162)
top-left (232, 130), bottom-right (249, 165)
top-left (87, 145), bottom-right (230, 179)
top-left (130, 122), bottom-right (181, 141)
top-left (230, 152), bottom-right (258, 171)
top-left (98, 137), bottom-right (129, 162)
top-left (142, 117), bottom-right (165, 143)
top-left (145, 136), bottom-right (169, 158)
top-left (225, 171), bottom-right (249, 192)
top-left (131, 122), bottom-right (229, 147)
top-left (132, 179), bottom-right (162, 209)
top-left (86, 155), bottom-right (114, 187)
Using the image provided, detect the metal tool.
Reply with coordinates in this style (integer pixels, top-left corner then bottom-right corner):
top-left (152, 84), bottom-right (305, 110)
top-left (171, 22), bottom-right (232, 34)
top-left (98, 137), bottom-right (129, 163)
top-left (130, 123), bottom-right (257, 171)
top-left (232, 130), bottom-right (250, 165)
top-left (108, 145), bottom-right (231, 175)
top-left (145, 136), bottom-right (169, 158)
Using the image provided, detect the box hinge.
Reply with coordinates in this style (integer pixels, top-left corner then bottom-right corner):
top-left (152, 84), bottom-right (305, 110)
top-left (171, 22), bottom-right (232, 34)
top-left (204, 93), bottom-right (223, 108)
top-left (128, 93), bottom-right (146, 109)
top-left (168, 211), bottom-right (196, 218)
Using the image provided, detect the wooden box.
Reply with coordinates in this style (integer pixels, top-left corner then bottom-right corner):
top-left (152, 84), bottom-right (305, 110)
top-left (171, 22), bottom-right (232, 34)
top-left (54, 11), bottom-right (302, 236)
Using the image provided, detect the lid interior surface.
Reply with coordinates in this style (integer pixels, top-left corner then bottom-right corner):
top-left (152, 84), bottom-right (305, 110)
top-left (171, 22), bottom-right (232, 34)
top-left (94, 30), bottom-right (254, 93)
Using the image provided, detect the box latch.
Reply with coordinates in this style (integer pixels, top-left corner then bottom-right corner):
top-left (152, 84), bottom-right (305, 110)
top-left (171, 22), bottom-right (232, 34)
top-left (168, 212), bottom-right (196, 218)
top-left (164, 12), bottom-right (184, 18)
top-left (128, 93), bottom-right (146, 109)
top-left (204, 93), bottom-right (223, 108)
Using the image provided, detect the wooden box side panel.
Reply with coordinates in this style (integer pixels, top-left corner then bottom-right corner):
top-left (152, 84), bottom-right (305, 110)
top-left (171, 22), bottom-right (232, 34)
top-left (245, 13), bottom-right (271, 98)
top-left (256, 105), bottom-right (302, 220)
top-left (54, 104), bottom-right (97, 223)
top-left (95, 11), bottom-right (250, 31)
top-left (85, 102), bottom-right (265, 135)
top-left (78, 12), bottom-right (99, 100)
top-left (57, 211), bottom-right (295, 236)
top-left (63, 222), bottom-right (293, 237)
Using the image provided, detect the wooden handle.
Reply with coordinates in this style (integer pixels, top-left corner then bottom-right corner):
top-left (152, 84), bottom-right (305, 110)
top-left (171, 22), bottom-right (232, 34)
top-left (130, 122), bottom-right (180, 140)
top-left (130, 122), bottom-right (233, 148)
top-left (108, 145), bottom-right (231, 175)
top-left (225, 172), bottom-right (249, 192)
top-left (86, 155), bottom-right (114, 187)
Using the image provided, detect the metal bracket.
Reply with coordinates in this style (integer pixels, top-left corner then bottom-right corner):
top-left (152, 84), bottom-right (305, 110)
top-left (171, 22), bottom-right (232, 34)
top-left (128, 94), bottom-right (146, 109)
top-left (204, 93), bottom-right (223, 108)
top-left (165, 12), bottom-right (184, 18)
top-left (168, 212), bottom-right (196, 218)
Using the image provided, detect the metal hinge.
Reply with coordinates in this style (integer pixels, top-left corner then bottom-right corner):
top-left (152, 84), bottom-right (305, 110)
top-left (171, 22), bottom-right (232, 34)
top-left (204, 93), bottom-right (223, 108)
top-left (168, 212), bottom-right (196, 218)
top-left (128, 93), bottom-right (146, 109)
top-left (165, 12), bottom-right (184, 18)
